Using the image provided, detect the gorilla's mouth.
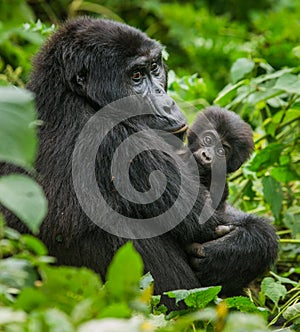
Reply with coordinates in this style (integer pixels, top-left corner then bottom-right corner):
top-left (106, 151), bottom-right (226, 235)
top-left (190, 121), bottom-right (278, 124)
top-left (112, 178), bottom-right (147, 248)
top-left (171, 124), bottom-right (189, 134)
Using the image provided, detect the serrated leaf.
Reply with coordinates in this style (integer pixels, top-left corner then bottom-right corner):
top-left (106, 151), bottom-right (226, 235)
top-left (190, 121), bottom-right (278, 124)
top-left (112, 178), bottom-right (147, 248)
top-left (165, 286), bottom-right (221, 308)
top-left (261, 277), bottom-right (287, 306)
top-left (262, 176), bottom-right (283, 219)
top-left (0, 87), bottom-right (38, 170)
top-left (0, 174), bottom-right (47, 234)
top-left (106, 242), bottom-right (143, 302)
top-left (225, 296), bottom-right (261, 314)
top-left (230, 58), bottom-right (255, 84)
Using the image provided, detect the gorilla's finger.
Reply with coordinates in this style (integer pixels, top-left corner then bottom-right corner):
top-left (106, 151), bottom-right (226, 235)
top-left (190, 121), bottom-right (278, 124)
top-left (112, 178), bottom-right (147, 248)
top-left (185, 242), bottom-right (206, 258)
top-left (215, 224), bottom-right (236, 237)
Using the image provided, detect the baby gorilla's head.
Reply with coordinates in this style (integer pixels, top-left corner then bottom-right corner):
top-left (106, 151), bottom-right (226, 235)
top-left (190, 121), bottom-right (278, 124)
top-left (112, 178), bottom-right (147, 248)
top-left (187, 106), bottom-right (254, 173)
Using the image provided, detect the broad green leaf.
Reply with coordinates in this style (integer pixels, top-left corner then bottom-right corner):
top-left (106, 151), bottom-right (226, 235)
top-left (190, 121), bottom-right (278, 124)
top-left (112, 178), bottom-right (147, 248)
top-left (254, 68), bottom-right (293, 85)
top-left (0, 174), bottom-right (47, 234)
top-left (223, 312), bottom-right (269, 332)
top-left (283, 303), bottom-right (300, 322)
top-left (271, 166), bottom-right (298, 183)
top-left (0, 87), bottom-right (38, 170)
top-left (78, 317), bottom-right (142, 332)
top-left (106, 242), bottom-right (143, 302)
top-left (262, 176), bottom-right (283, 219)
top-left (15, 288), bottom-right (48, 312)
top-left (164, 286), bottom-right (221, 308)
top-left (230, 58), bottom-right (255, 84)
top-left (0, 308), bottom-right (26, 325)
top-left (0, 258), bottom-right (38, 290)
top-left (98, 303), bottom-right (131, 319)
top-left (39, 266), bottom-right (102, 314)
top-left (261, 277), bottom-right (287, 306)
top-left (225, 296), bottom-right (262, 314)
top-left (249, 143), bottom-right (285, 171)
top-left (274, 73), bottom-right (300, 95)
top-left (247, 89), bottom-right (282, 106)
top-left (30, 309), bottom-right (75, 332)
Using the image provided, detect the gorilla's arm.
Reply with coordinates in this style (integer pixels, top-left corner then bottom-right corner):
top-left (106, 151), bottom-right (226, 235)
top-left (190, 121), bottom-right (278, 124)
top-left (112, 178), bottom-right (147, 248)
top-left (186, 206), bottom-right (278, 295)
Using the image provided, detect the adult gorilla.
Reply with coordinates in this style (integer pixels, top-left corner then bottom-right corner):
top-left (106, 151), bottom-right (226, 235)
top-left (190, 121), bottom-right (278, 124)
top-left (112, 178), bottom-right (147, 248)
top-left (1, 17), bottom-right (278, 303)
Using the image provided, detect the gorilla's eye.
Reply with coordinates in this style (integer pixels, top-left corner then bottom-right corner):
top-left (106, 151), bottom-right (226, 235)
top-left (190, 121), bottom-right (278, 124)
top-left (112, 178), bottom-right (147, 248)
top-left (204, 135), bottom-right (213, 146)
top-left (216, 147), bottom-right (225, 156)
top-left (132, 71), bottom-right (143, 82)
top-left (151, 62), bottom-right (159, 74)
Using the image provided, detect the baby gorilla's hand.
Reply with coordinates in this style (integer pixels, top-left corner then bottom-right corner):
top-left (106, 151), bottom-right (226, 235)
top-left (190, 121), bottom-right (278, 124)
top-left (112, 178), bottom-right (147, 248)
top-left (186, 224), bottom-right (237, 259)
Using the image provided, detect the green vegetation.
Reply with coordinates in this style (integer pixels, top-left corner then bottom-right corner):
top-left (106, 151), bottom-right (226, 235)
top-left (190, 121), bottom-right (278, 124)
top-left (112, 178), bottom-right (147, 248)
top-left (0, 1), bottom-right (299, 331)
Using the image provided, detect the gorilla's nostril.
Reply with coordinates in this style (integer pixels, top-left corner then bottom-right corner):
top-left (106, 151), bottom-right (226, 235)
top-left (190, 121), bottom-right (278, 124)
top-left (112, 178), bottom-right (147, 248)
top-left (201, 150), bottom-right (212, 162)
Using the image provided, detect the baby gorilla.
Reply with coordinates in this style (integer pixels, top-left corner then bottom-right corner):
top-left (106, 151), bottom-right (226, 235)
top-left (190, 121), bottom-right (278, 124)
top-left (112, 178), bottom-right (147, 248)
top-left (187, 106), bottom-right (254, 211)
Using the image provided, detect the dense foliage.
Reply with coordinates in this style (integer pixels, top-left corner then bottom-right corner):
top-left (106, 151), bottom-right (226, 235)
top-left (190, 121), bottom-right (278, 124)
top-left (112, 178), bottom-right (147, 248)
top-left (0, 0), bottom-right (299, 331)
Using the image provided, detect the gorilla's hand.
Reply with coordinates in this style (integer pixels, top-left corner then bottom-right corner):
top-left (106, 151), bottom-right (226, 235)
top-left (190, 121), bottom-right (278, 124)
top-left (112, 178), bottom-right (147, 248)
top-left (186, 224), bottom-right (237, 258)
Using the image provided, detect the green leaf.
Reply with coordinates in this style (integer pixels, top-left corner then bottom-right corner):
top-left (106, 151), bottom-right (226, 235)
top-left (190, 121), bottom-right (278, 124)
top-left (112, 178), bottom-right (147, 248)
top-left (225, 296), bottom-right (262, 314)
top-left (0, 87), bottom-right (38, 170)
top-left (39, 266), bottom-right (102, 314)
top-left (0, 174), bottom-right (47, 234)
top-left (106, 242), bottom-right (143, 302)
top-left (261, 277), bottom-right (287, 307)
top-left (223, 312), bottom-right (269, 332)
top-left (98, 303), bottom-right (131, 319)
top-left (283, 206), bottom-right (300, 238)
top-left (283, 303), bottom-right (300, 322)
top-left (15, 288), bottom-right (48, 312)
top-left (262, 176), bottom-right (283, 219)
top-left (164, 286), bottom-right (221, 308)
top-left (271, 166), bottom-right (299, 183)
top-left (274, 73), bottom-right (300, 95)
top-left (140, 272), bottom-right (154, 290)
top-left (0, 308), bottom-right (26, 325)
top-left (31, 309), bottom-right (75, 332)
top-left (230, 58), bottom-right (255, 84)
top-left (20, 234), bottom-right (48, 255)
top-left (0, 258), bottom-right (38, 290)
top-left (249, 143), bottom-right (285, 171)
top-left (214, 81), bottom-right (244, 106)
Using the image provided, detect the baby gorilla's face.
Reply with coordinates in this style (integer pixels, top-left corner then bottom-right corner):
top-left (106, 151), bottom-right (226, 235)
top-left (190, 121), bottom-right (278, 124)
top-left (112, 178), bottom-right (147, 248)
top-left (191, 129), bottom-right (231, 169)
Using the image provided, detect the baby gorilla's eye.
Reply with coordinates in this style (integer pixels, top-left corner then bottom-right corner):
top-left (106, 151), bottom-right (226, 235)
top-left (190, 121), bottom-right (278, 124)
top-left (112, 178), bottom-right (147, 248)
top-left (132, 71), bottom-right (142, 81)
top-left (216, 147), bottom-right (225, 156)
top-left (204, 135), bottom-right (213, 145)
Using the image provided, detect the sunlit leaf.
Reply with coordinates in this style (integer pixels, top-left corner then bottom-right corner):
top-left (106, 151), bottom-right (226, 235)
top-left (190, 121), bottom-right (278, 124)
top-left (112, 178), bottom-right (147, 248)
top-left (0, 174), bottom-right (47, 234)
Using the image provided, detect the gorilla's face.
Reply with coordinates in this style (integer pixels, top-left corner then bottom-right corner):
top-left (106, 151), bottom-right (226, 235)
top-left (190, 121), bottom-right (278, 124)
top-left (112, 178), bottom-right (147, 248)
top-left (56, 19), bottom-right (187, 139)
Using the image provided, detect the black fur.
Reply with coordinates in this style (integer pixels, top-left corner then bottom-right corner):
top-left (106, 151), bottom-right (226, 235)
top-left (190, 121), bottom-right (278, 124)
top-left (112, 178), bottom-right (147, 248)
top-left (187, 106), bottom-right (254, 209)
top-left (0, 17), bottom-right (278, 307)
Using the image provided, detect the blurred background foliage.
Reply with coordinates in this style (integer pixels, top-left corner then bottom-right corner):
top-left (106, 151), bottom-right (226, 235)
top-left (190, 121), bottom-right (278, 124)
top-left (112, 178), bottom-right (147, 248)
top-left (0, 0), bottom-right (300, 330)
